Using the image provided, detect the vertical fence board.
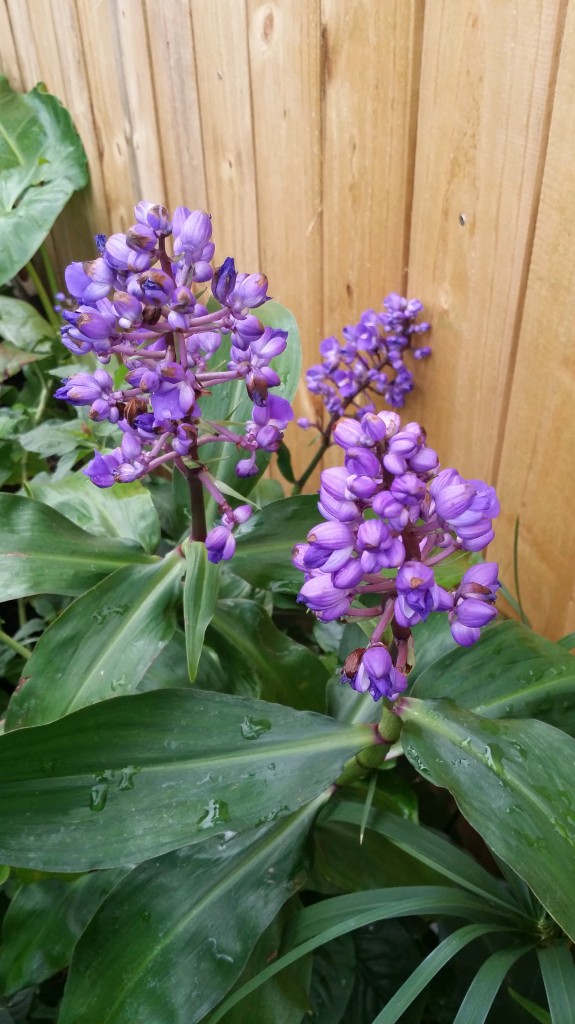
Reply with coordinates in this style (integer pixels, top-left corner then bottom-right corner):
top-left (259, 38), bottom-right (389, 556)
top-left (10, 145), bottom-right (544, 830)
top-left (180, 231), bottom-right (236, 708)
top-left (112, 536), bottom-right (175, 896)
top-left (144, 0), bottom-right (207, 212)
top-left (247, 0), bottom-right (322, 479)
top-left (492, 2), bottom-right (575, 640)
top-left (320, 0), bottom-right (424, 339)
top-left (406, 1), bottom-right (564, 485)
top-left (0, 1), bottom-right (21, 86)
top-left (191, 0), bottom-right (259, 269)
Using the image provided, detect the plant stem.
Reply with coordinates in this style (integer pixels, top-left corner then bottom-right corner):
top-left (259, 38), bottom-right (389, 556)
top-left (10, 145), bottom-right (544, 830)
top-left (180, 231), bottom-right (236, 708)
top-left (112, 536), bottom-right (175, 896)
top-left (0, 628), bottom-right (31, 661)
top-left (25, 260), bottom-right (60, 329)
top-left (39, 243), bottom-right (59, 299)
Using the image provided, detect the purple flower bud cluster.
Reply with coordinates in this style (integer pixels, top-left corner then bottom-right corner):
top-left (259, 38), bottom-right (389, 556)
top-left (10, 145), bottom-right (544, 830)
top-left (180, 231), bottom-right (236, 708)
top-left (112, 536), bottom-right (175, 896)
top-left (301, 294), bottom-right (431, 432)
top-left (54, 201), bottom-right (293, 562)
top-left (293, 411), bottom-right (500, 701)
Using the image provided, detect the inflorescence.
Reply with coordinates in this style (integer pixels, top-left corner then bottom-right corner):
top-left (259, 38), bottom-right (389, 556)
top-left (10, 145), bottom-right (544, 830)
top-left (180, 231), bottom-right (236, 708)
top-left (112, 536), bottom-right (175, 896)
top-left (54, 202), bottom-right (293, 562)
top-left (300, 294), bottom-right (431, 431)
top-left (293, 411), bottom-right (500, 702)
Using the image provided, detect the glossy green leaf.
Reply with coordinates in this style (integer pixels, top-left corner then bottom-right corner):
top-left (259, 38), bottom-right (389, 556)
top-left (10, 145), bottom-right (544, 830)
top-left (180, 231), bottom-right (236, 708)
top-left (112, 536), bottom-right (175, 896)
top-left (453, 946), bottom-right (533, 1024)
top-left (0, 76), bottom-right (88, 285)
top-left (411, 619), bottom-right (575, 734)
top-left (28, 473), bottom-right (161, 553)
top-left (5, 553), bottom-right (183, 729)
top-left (0, 493), bottom-right (153, 599)
top-left (538, 944), bottom-right (575, 1024)
top-left (184, 542), bottom-right (220, 683)
top-left (371, 924), bottom-right (510, 1024)
top-left (304, 935), bottom-right (355, 1024)
top-left (318, 799), bottom-right (518, 911)
top-left (0, 869), bottom-right (126, 994)
top-left (400, 698), bottom-right (575, 940)
top-left (208, 887), bottom-right (517, 1024)
top-left (207, 598), bottom-right (327, 711)
top-left (0, 689), bottom-right (373, 870)
top-left (59, 805), bottom-right (318, 1024)
top-left (233, 495), bottom-right (319, 591)
top-left (217, 905), bottom-right (312, 1024)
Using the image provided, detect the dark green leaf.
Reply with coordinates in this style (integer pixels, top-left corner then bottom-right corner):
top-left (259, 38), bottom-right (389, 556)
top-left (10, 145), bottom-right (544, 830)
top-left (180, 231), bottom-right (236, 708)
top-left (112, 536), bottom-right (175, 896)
top-left (371, 924), bottom-right (510, 1024)
top-left (5, 554), bottom-right (183, 729)
top-left (207, 598), bottom-right (327, 711)
top-left (538, 944), bottom-right (575, 1024)
top-left (0, 689), bottom-right (373, 870)
top-left (411, 619), bottom-right (575, 736)
top-left (0, 343), bottom-right (44, 381)
top-left (276, 443), bottom-right (296, 484)
top-left (29, 474), bottom-right (161, 553)
top-left (59, 805), bottom-right (318, 1024)
top-left (508, 988), bottom-right (552, 1023)
top-left (208, 887), bottom-right (517, 1024)
top-left (453, 946), bottom-right (533, 1024)
top-left (558, 632), bottom-right (575, 651)
top-left (305, 934), bottom-right (356, 1024)
top-left (0, 493), bottom-right (153, 599)
top-left (0, 76), bottom-right (88, 285)
top-left (400, 698), bottom-right (575, 940)
top-left (317, 799), bottom-right (516, 910)
top-left (0, 869), bottom-right (126, 994)
top-left (233, 495), bottom-right (319, 591)
top-left (184, 542), bottom-right (220, 683)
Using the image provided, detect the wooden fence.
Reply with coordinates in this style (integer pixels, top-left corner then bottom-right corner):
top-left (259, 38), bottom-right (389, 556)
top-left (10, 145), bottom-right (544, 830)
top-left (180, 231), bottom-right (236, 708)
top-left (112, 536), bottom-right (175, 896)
top-left (1, 0), bottom-right (573, 639)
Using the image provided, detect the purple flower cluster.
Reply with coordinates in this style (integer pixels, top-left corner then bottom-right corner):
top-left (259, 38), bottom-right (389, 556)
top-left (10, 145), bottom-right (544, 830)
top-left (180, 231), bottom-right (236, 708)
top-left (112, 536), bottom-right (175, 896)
top-left (54, 202), bottom-right (293, 561)
top-left (293, 411), bottom-right (499, 701)
top-left (300, 294), bottom-right (431, 432)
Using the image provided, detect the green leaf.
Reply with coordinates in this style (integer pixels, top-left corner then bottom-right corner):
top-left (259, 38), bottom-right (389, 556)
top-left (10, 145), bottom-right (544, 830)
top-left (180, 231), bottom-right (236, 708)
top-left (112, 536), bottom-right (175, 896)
top-left (0, 869), bottom-right (126, 994)
top-left (233, 495), bottom-right (319, 591)
top-left (0, 76), bottom-right (88, 285)
top-left (371, 924), bottom-right (511, 1024)
top-left (0, 493), bottom-right (153, 599)
top-left (217, 905), bottom-right (312, 1024)
top-left (508, 988), bottom-right (552, 1023)
top-left (5, 553), bottom-right (183, 729)
top-left (538, 944), bottom-right (575, 1024)
top-left (411, 618), bottom-right (575, 736)
top-left (400, 698), bottom-right (575, 940)
top-left (208, 887), bottom-right (517, 1024)
top-left (59, 806), bottom-right (318, 1024)
top-left (453, 946), bottom-right (533, 1024)
top-left (207, 598), bottom-right (328, 711)
top-left (28, 473), bottom-right (161, 553)
top-left (184, 542), bottom-right (220, 683)
top-left (276, 443), bottom-right (296, 484)
top-left (199, 300), bottom-right (301, 507)
top-left (558, 631), bottom-right (575, 651)
top-left (0, 296), bottom-right (55, 350)
top-left (0, 689), bottom-right (373, 870)
top-left (317, 799), bottom-right (518, 911)
top-left (0, 342), bottom-right (45, 381)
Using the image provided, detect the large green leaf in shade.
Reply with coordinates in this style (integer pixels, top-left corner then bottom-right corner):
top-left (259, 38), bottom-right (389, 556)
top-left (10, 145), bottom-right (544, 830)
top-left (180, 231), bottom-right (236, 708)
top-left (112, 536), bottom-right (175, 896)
top-left (233, 495), bottom-right (319, 591)
top-left (28, 473), bottom-right (161, 553)
top-left (208, 886), bottom-right (522, 1024)
top-left (0, 689), bottom-right (373, 871)
top-left (5, 553), bottom-right (184, 730)
top-left (410, 618), bottom-right (575, 735)
top-left (184, 542), bottom-right (220, 683)
top-left (0, 493), bottom-right (153, 599)
top-left (0, 76), bottom-right (88, 285)
top-left (59, 805), bottom-right (318, 1024)
top-left (0, 869), bottom-right (126, 994)
top-left (399, 697), bottom-right (575, 940)
top-left (206, 598), bottom-right (327, 711)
